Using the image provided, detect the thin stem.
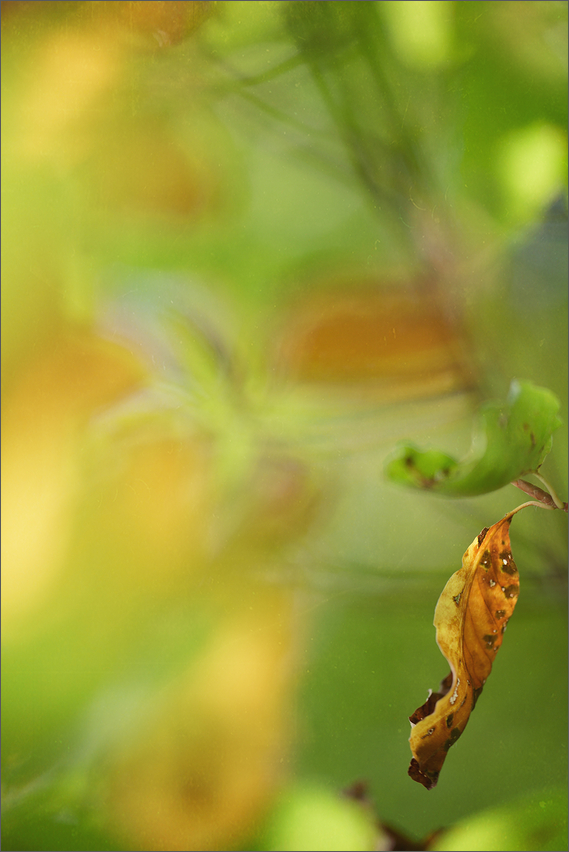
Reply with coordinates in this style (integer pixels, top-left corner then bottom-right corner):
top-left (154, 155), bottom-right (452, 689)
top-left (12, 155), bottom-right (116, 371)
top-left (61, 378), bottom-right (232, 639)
top-left (533, 472), bottom-right (566, 510)
top-left (215, 80), bottom-right (326, 138)
top-left (506, 500), bottom-right (556, 520)
top-left (225, 53), bottom-right (304, 88)
top-left (511, 478), bottom-right (568, 512)
top-left (511, 479), bottom-right (557, 508)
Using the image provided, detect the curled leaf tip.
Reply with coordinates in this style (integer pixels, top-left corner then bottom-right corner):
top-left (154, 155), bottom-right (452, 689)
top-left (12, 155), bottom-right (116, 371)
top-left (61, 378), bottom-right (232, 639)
top-left (385, 381), bottom-right (561, 497)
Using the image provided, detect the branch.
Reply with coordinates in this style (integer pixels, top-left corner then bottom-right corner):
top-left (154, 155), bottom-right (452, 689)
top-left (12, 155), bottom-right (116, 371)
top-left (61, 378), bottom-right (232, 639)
top-left (511, 479), bottom-right (568, 512)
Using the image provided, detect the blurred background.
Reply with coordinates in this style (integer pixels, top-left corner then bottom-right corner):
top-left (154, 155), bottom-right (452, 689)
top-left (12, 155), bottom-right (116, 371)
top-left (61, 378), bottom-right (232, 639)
top-left (1, 2), bottom-right (567, 850)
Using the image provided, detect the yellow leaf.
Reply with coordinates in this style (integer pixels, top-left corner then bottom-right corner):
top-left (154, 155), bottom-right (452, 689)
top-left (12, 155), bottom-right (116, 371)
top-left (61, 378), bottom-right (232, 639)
top-left (408, 512), bottom-right (520, 789)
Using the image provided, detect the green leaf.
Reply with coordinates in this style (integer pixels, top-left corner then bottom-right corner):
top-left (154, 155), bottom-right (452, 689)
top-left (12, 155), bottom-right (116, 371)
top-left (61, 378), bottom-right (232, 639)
top-left (260, 783), bottom-right (376, 852)
top-left (384, 380), bottom-right (561, 497)
top-left (430, 786), bottom-right (568, 852)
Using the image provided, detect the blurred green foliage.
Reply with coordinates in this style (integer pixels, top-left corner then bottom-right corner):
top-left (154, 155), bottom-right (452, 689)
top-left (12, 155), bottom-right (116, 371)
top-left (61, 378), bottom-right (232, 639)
top-left (2, 2), bottom-right (567, 851)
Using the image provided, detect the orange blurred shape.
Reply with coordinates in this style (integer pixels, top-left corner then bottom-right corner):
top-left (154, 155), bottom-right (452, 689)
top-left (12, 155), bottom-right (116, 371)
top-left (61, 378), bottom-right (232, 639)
top-left (0, 1), bottom-right (79, 24)
top-left (101, 0), bottom-right (215, 45)
top-left (1, 331), bottom-right (146, 626)
top-left (275, 281), bottom-right (471, 399)
top-left (8, 1), bottom-right (220, 200)
top-left (85, 122), bottom-right (220, 220)
top-left (107, 592), bottom-right (295, 851)
top-left (1, 1), bottom-right (215, 44)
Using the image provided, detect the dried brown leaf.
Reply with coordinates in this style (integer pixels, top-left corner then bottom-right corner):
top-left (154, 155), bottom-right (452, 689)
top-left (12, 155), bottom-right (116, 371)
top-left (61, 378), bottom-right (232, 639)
top-left (408, 511), bottom-right (521, 789)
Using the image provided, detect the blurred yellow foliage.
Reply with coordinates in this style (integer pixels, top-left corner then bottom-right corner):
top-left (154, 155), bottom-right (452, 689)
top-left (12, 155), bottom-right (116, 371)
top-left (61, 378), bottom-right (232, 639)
top-left (106, 592), bottom-right (296, 851)
top-left (2, 332), bottom-right (146, 629)
top-left (2, 4), bottom-right (308, 849)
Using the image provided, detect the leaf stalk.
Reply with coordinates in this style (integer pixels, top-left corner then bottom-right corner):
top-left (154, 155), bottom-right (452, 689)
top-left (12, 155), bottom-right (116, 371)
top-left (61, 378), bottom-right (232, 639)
top-left (511, 478), bottom-right (568, 512)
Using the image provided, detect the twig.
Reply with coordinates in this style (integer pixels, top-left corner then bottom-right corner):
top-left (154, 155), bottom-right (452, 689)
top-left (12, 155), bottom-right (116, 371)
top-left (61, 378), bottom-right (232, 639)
top-left (511, 479), bottom-right (568, 512)
top-left (533, 471), bottom-right (566, 510)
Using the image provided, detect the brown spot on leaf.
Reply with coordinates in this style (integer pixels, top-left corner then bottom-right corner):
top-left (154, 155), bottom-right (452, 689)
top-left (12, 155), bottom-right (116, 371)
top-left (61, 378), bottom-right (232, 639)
top-left (477, 528), bottom-right (489, 546)
top-left (420, 727), bottom-right (436, 739)
top-left (472, 685), bottom-right (484, 709)
top-left (499, 551), bottom-right (518, 575)
top-left (503, 584), bottom-right (519, 599)
top-left (443, 727), bottom-right (462, 751)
